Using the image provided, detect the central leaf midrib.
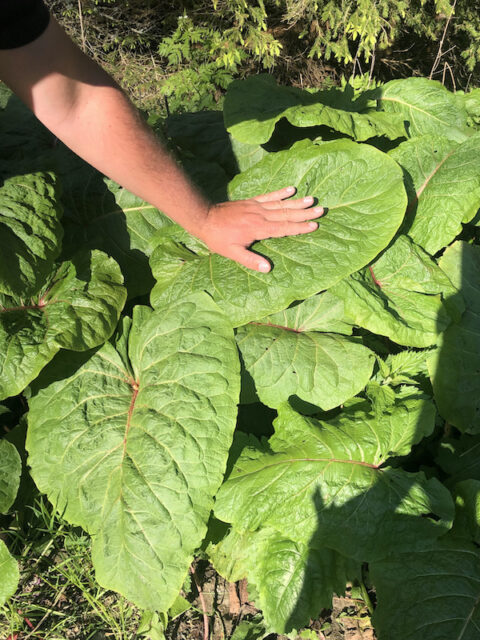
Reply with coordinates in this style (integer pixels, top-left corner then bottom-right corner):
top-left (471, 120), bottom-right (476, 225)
top-left (234, 456), bottom-right (380, 481)
top-left (123, 381), bottom-right (139, 459)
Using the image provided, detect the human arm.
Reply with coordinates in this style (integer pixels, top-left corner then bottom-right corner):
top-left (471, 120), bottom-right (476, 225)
top-left (0, 16), bottom-right (322, 272)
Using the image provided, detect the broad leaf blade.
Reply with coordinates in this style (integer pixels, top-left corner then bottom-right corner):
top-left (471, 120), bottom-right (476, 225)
top-left (263, 292), bottom-right (352, 335)
top-left (0, 440), bottom-right (21, 513)
top-left (0, 539), bottom-right (19, 606)
top-left (215, 399), bottom-right (452, 562)
top-left (378, 78), bottom-right (470, 141)
top-left (331, 235), bottom-right (458, 347)
top-left (390, 134), bottom-right (480, 254)
top-left (27, 293), bottom-right (240, 610)
top-left (209, 526), bottom-right (355, 634)
top-left (236, 324), bottom-right (374, 410)
top-left (60, 161), bottom-right (174, 298)
top-left (0, 250), bottom-right (126, 400)
top-left (436, 434), bottom-right (480, 484)
top-left (429, 242), bottom-right (480, 433)
top-left (225, 75), bottom-right (407, 144)
top-left (0, 172), bottom-right (62, 297)
top-left (151, 139), bottom-right (407, 326)
top-left (371, 538), bottom-right (480, 640)
top-left (452, 480), bottom-right (480, 544)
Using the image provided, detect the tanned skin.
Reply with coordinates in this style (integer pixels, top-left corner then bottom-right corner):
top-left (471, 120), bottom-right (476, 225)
top-left (0, 18), bottom-right (323, 272)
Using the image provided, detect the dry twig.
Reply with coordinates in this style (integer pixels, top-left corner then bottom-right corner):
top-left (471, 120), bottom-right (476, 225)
top-left (190, 565), bottom-right (209, 640)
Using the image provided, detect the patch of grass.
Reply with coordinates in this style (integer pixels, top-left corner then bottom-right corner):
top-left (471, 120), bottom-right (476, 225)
top-left (0, 496), bottom-right (141, 639)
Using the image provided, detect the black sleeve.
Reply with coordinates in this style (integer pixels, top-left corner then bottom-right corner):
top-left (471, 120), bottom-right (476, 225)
top-left (0, 0), bottom-right (50, 50)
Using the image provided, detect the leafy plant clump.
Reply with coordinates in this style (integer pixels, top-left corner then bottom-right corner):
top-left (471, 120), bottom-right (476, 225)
top-left (3, 74), bottom-right (480, 638)
top-left (49, 0), bottom-right (480, 113)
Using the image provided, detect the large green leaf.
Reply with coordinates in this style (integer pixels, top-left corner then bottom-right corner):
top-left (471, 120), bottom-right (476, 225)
top-left (451, 480), bottom-right (480, 544)
top-left (236, 323), bottom-right (374, 411)
top-left (390, 134), bottom-right (480, 254)
top-left (371, 537), bottom-right (480, 640)
top-left (27, 293), bottom-right (240, 611)
top-left (209, 526), bottom-right (354, 634)
top-left (261, 292), bottom-right (353, 335)
top-left (166, 110), bottom-right (237, 174)
top-left (436, 434), bottom-right (480, 484)
top-left (331, 235), bottom-right (458, 347)
top-left (378, 78), bottom-right (470, 142)
top-left (0, 172), bottom-right (62, 297)
top-left (151, 139), bottom-right (407, 326)
top-left (429, 242), bottom-right (480, 433)
top-left (166, 110), bottom-right (267, 175)
top-left (60, 158), bottom-right (174, 298)
top-left (0, 250), bottom-right (126, 400)
top-left (0, 539), bottom-right (19, 607)
top-left (463, 88), bottom-right (480, 128)
top-left (215, 399), bottom-right (453, 562)
top-left (0, 89), bottom-right (54, 163)
top-left (0, 440), bottom-right (21, 513)
top-left (224, 75), bottom-right (407, 144)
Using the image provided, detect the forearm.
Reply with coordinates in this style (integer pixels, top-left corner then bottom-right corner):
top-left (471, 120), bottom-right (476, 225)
top-left (0, 18), bottom-right (209, 233)
top-left (0, 16), bottom-right (320, 272)
top-left (47, 79), bottom-right (210, 233)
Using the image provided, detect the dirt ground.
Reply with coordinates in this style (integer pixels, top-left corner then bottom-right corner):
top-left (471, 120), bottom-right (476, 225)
top-left (167, 564), bottom-right (376, 640)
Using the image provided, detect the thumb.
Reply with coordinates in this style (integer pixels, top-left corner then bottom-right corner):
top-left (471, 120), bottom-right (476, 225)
top-left (226, 245), bottom-right (271, 273)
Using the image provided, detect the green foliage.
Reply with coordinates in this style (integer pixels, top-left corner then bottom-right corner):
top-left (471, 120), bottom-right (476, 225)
top-left (0, 440), bottom-right (21, 606)
top-left (27, 296), bottom-right (240, 611)
top-left (151, 137), bottom-right (407, 325)
top-left (5, 71), bottom-right (480, 638)
top-left (429, 242), bottom-right (480, 434)
top-left (49, 0), bottom-right (480, 113)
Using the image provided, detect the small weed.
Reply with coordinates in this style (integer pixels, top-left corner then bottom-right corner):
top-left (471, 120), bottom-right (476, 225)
top-left (0, 496), bottom-right (141, 640)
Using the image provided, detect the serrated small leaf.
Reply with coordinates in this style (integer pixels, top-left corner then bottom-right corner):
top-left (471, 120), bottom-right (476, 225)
top-left (27, 293), bottom-right (240, 611)
top-left (384, 349), bottom-right (431, 380)
top-left (230, 617), bottom-right (267, 640)
top-left (365, 381), bottom-right (396, 417)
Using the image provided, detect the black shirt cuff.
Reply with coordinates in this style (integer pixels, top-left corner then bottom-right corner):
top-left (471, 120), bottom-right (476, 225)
top-left (0, 0), bottom-right (51, 50)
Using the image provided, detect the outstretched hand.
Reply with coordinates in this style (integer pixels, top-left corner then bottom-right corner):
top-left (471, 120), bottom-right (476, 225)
top-left (196, 186), bottom-right (323, 272)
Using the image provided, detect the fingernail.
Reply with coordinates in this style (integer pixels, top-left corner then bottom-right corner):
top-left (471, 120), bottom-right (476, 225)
top-left (286, 186), bottom-right (295, 193)
top-left (259, 262), bottom-right (271, 272)
top-left (308, 222), bottom-right (318, 230)
top-left (314, 206), bottom-right (324, 214)
top-left (303, 196), bottom-right (314, 204)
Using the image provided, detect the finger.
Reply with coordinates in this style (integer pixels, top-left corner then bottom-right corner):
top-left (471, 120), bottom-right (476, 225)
top-left (263, 206), bottom-right (324, 222)
top-left (226, 245), bottom-right (271, 273)
top-left (253, 186), bottom-right (297, 203)
top-left (260, 220), bottom-right (318, 239)
top-left (261, 195), bottom-right (316, 211)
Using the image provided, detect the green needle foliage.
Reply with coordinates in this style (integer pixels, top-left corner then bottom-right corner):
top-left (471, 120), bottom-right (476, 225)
top-left (49, 1), bottom-right (480, 112)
